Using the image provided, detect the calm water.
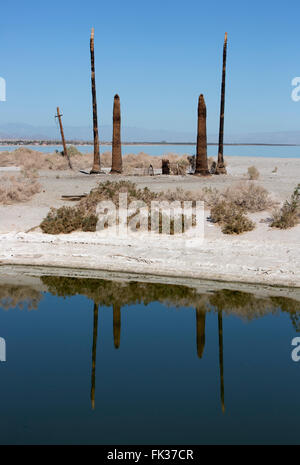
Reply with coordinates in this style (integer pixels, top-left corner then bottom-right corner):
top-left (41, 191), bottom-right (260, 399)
top-left (0, 276), bottom-right (300, 445)
top-left (0, 144), bottom-right (300, 158)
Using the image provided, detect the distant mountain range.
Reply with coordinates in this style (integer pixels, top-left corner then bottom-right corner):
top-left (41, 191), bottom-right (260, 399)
top-left (1, 122), bottom-right (300, 145)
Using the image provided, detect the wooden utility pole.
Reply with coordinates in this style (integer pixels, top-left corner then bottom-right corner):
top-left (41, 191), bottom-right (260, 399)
top-left (56, 107), bottom-right (72, 169)
top-left (216, 32), bottom-right (228, 174)
top-left (90, 27), bottom-right (101, 173)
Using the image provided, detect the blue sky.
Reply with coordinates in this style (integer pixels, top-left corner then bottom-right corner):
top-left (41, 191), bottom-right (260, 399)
top-left (0, 0), bottom-right (299, 135)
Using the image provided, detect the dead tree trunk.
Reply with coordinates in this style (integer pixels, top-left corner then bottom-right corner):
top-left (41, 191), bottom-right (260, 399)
top-left (195, 94), bottom-right (210, 176)
top-left (90, 28), bottom-right (101, 174)
top-left (56, 107), bottom-right (72, 170)
top-left (110, 94), bottom-right (122, 173)
top-left (216, 33), bottom-right (228, 175)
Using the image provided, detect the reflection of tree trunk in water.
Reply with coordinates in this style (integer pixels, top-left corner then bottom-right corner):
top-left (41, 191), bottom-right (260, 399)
top-left (91, 302), bottom-right (99, 410)
top-left (196, 307), bottom-right (206, 358)
top-left (218, 311), bottom-right (225, 413)
top-left (113, 304), bottom-right (121, 349)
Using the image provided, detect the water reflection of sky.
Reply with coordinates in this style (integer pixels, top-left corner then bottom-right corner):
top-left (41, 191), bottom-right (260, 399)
top-left (0, 277), bottom-right (300, 445)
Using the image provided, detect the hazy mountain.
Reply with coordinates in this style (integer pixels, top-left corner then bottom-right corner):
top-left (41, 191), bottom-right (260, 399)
top-left (1, 122), bottom-right (300, 144)
top-left (0, 123), bottom-right (195, 142)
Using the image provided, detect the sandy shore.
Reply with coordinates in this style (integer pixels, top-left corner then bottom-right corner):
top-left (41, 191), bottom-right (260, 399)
top-left (0, 155), bottom-right (299, 287)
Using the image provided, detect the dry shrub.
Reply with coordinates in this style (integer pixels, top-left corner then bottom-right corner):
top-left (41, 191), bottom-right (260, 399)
top-left (270, 184), bottom-right (300, 229)
top-left (223, 182), bottom-right (274, 212)
top-left (40, 181), bottom-right (203, 235)
top-left (40, 206), bottom-right (98, 234)
top-left (81, 180), bottom-right (159, 212)
top-left (206, 182), bottom-right (273, 234)
top-left (0, 170), bottom-right (41, 204)
top-left (247, 165), bottom-right (260, 180)
top-left (0, 147), bottom-right (46, 170)
top-left (65, 145), bottom-right (82, 157)
top-left (210, 200), bottom-right (255, 234)
top-left (162, 183), bottom-right (272, 213)
top-left (123, 152), bottom-right (161, 170)
top-left (40, 181), bottom-right (159, 234)
top-left (1, 147), bottom-right (193, 174)
top-left (99, 151), bottom-right (111, 167)
top-left (161, 186), bottom-right (218, 207)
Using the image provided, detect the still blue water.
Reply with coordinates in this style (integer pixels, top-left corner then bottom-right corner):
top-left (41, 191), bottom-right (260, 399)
top-left (0, 144), bottom-right (300, 158)
top-left (0, 276), bottom-right (300, 445)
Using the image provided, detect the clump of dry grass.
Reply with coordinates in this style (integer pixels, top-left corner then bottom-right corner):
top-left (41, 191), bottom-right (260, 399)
top-left (0, 170), bottom-right (41, 204)
top-left (270, 184), bottom-right (300, 229)
top-left (247, 165), bottom-right (260, 180)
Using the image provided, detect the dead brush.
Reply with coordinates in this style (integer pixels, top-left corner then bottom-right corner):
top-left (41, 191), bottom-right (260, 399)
top-left (223, 182), bottom-right (274, 212)
top-left (270, 184), bottom-right (300, 229)
top-left (247, 165), bottom-right (260, 180)
top-left (0, 170), bottom-right (41, 204)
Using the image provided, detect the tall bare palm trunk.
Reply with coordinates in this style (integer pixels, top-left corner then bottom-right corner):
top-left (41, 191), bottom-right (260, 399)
top-left (216, 32), bottom-right (228, 175)
top-left (195, 94), bottom-right (210, 176)
top-left (90, 28), bottom-right (101, 173)
top-left (111, 94), bottom-right (122, 173)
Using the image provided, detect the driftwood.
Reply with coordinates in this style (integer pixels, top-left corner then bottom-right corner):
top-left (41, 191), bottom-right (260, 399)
top-left (61, 194), bottom-right (88, 201)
